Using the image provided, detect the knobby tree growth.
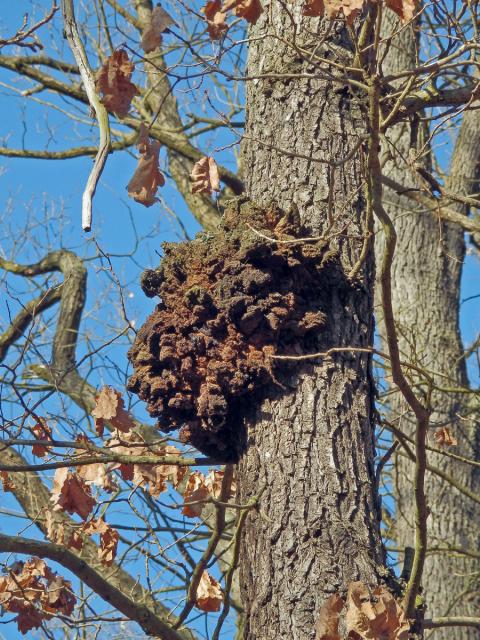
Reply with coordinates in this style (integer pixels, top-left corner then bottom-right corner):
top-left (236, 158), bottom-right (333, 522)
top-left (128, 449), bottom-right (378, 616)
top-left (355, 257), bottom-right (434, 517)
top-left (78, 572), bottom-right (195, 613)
top-left (0, 1), bottom-right (480, 639)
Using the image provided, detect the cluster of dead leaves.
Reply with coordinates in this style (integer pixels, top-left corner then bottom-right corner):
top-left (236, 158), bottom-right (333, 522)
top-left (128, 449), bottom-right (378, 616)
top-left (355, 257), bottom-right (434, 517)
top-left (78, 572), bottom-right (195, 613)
top-left (302, 0), bottom-right (415, 24)
top-left (196, 571), bottom-right (224, 612)
top-left (315, 582), bottom-right (410, 640)
top-left (183, 469), bottom-right (235, 517)
top-left (204, 0), bottom-right (263, 39)
top-left (0, 558), bottom-right (76, 635)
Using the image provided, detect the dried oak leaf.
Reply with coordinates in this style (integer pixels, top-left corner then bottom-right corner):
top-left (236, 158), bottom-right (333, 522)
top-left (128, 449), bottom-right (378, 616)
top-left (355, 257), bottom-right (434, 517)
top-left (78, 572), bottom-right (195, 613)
top-left (92, 386), bottom-right (135, 437)
top-left (0, 470), bottom-right (14, 492)
top-left (31, 418), bottom-right (53, 458)
top-left (183, 471), bottom-right (211, 517)
top-left (315, 594), bottom-right (344, 640)
top-left (127, 124), bottom-right (165, 207)
top-left (191, 156), bottom-right (220, 195)
top-left (83, 518), bottom-right (119, 566)
top-left (223, 0), bottom-right (263, 22)
top-left (303, 0), bottom-right (364, 23)
top-left (204, 0), bottom-right (228, 39)
top-left (195, 571), bottom-right (223, 612)
top-left (95, 48), bottom-right (139, 118)
top-left (434, 426), bottom-right (457, 447)
top-left (141, 4), bottom-right (176, 53)
top-left (385, 0), bottom-right (416, 23)
top-left (345, 582), bottom-right (410, 640)
top-left (51, 467), bottom-right (96, 520)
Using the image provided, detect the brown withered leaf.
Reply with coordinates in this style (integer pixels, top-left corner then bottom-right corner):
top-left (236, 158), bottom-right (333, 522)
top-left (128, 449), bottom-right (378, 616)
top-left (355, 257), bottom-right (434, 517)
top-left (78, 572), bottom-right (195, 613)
top-left (106, 434), bottom-right (186, 495)
top-left (434, 426), bottom-right (458, 447)
top-left (303, 0), bottom-right (364, 23)
top-left (191, 156), bottom-right (220, 195)
top-left (0, 470), bottom-right (14, 492)
top-left (133, 443), bottom-right (187, 497)
top-left (92, 386), bottom-right (136, 436)
top-left (127, 124), bottom-right (165, 207)
top-left (223, 0), bottom-right (263, 22)
top-left (183, 471), bottom-right (211, 517)
top-left (385, 0), bottom-right (416, 23)
top-left (95, 49), bottom-right (139, 118)
top-left (315, 594), bottom-right (344, 640)
top-left (51, 468), bottom-right (96, 520)
top-left (204, 0), bottom-right (228, 39)
top-left (31, 418), bottom-right (53, 458)
top-left (345, 582), bottom-right (410, 640)
top-left (0, 558), bottom-right (76, 635)
top-left (141, 4), bottom-right (176, 53)
top-left (83, 518), bottom-right (119, 566)
top-left (195, 571), bottom-right (224, 612)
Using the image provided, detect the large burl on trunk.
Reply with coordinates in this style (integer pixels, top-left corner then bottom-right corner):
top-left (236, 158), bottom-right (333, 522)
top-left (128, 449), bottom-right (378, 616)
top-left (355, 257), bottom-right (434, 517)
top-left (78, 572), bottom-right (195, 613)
top-left (127, 200), bottom-right (354, 461)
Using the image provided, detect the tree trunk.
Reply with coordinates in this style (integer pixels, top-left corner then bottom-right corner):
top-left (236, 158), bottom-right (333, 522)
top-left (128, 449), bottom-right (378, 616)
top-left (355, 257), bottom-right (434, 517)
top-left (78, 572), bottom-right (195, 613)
top-left (380, 15), bottom-right (480, 638)
top-left (237, 10), bottom-right (384, 639)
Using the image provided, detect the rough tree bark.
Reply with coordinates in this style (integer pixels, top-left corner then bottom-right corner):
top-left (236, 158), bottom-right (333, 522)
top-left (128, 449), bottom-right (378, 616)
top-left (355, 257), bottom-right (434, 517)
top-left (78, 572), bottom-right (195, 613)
top-left (380, 15), bottom-right (480, 638)
top-left (237, 10), bottom-right (384, 640)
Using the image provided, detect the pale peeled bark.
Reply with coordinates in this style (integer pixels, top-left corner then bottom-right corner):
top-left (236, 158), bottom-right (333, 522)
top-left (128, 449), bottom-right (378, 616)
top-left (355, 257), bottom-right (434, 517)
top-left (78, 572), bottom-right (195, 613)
top-left (238, 8), bottom-right (383, 639)
top-left (379, 14), bottom-right (480, 638)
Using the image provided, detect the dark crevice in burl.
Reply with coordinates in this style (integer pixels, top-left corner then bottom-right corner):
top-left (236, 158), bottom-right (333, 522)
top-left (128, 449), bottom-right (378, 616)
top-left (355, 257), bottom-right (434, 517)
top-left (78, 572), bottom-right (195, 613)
top-left (127, 198), bottom-right (353, 461)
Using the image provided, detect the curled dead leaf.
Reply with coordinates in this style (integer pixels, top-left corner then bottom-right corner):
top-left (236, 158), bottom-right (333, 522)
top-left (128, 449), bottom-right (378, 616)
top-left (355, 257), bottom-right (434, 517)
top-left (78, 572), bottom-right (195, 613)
top-left (315, 594), bottom-right (344, 640)
top-left (345, 582), bottom-right (410, 640)
top-left (127, 124), bottom-right (165, 207)
top-left (183, 469), bottom-right (235, 517)
top-left (204, 0), bottom-right (229, 39)
top-left (195, 571), bottom-right (223, 612)
top-left (51, 467), bottom-right (96, 520)
top-left (0, 470), bottom-right (14, 492)
top-left (183, 471), bottom-right (211, 517)
top-left (83, 518), bottom-right (119, 566)
top-left (303, 0), bottom-right (364, 22)
top-left (433, 426), bottom-right (457, 447)
top-left (223, 0), bottom-right (263, 22)
top-left (92, 386), bottom-right (136, 436)
top-left (191, 156), bottom-right (220, 195)
top-left (31, 418), bottom-right (53, 458)
top-left (385, 0), bottom-right (416, 23)
top-left (95, 48), bottom-right (139, 118)
top-left (141, 4), bottom-right (176, 53)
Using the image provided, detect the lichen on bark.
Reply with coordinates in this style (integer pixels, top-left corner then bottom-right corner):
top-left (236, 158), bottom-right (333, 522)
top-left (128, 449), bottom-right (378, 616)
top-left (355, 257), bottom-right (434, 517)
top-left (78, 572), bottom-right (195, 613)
top-left (127, 198), bottom-right (350, 460)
